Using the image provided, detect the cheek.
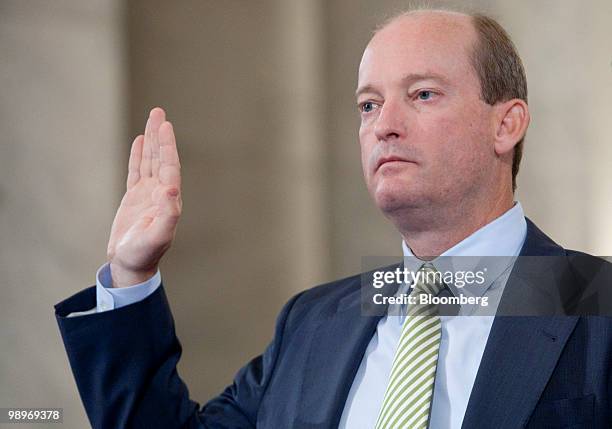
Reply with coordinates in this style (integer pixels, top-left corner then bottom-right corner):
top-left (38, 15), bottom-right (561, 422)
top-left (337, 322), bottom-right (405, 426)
top-left (359, 125), bottom-right (374, 178)
top-left (420, 111), bottom-right (491, 178)
top-left (417, 115), bottom-right (461, 160)
top-left (449, 128), bottom-right (493, 190)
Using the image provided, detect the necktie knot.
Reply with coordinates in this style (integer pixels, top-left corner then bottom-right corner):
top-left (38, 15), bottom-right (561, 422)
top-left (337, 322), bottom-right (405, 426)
top-left (412, 263), bottom-right (445, 298)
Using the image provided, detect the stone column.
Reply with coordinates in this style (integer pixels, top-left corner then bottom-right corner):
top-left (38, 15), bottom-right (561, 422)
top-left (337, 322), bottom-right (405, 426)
top-left (127, 0), bottom-right (329, 401)
top-left (0, 1), bottom-right (125, 427)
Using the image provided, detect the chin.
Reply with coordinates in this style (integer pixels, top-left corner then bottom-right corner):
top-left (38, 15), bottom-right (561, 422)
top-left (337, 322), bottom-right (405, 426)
top-left (372, 182), bottom-right (423, 215)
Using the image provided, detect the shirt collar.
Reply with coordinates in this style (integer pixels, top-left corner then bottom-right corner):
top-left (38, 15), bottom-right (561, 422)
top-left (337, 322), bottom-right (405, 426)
top-left (401, 202), bottom-right (527, 298)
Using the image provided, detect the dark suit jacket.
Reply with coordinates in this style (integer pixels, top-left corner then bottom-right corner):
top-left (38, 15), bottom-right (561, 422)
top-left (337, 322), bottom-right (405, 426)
top-left (55, 219), bottom-right (612, 428)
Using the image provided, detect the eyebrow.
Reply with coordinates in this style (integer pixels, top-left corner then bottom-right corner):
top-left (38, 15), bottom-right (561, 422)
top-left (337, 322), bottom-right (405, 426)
top-left (355, 72), bottom-right (450, 98)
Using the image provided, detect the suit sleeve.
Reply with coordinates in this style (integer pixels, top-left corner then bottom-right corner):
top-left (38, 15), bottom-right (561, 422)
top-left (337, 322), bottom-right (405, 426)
top-left (55, 285), bottom-right (301, 429)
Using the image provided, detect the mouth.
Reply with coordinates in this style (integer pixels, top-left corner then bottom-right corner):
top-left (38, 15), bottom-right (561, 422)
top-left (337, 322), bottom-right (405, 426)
top-left (375, 156), bottom-right (415, 172)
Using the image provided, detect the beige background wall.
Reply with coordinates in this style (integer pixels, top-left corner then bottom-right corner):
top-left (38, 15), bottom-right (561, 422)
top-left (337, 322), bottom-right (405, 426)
top-left (1, 1), bottom-right (610, 427)
top-left (0, 1), bottom-right (125, 427)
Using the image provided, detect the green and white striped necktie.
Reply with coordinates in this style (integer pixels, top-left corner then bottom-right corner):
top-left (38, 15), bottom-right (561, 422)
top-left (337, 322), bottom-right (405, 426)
top-left (375, 263), bottom-right (444, 429)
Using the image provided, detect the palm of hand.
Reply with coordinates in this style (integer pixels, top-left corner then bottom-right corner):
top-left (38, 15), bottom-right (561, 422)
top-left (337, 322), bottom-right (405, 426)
top-left (107, 108), bottom-right (182, 286)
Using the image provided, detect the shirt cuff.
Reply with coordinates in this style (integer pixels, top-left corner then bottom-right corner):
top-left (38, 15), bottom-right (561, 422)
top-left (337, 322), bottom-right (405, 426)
top-left (96, 263), bottom-right (162, 312)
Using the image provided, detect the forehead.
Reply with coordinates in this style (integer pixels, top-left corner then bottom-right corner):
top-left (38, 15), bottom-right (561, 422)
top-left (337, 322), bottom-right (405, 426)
top-left (358, 12), bottom-right (478, 89)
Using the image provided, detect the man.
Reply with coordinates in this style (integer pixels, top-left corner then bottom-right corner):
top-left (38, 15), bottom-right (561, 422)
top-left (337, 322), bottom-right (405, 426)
top-left (55, 8), bottom-right (611, 428)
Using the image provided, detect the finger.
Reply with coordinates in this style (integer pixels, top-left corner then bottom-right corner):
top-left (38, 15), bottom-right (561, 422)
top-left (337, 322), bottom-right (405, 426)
top-left (159, 121), bottom-right (181, 189)
top-left (141, 107), bottom-right (165, 178)
top-left (141, 117), bottom-right (152, 177)
top-left (127, 135), bottom-right (144, 189)
top-left (149, 107), bottom-right (166, 177)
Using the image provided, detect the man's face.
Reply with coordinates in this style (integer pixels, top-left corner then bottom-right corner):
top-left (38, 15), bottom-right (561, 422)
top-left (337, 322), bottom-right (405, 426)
top-left (357, 13), bottom-right (496, 217)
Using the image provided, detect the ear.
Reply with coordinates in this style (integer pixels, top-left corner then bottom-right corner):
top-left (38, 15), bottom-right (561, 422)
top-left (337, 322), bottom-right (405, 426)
top-left (493, 99), bottom-right (530, 156)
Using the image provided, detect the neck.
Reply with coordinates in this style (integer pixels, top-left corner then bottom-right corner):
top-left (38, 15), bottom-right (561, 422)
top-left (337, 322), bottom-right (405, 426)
top-left (396, 191), bottom-right (514, 260)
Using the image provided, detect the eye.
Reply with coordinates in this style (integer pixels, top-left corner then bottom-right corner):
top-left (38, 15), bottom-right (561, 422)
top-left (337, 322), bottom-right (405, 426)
top-left (417, 90), bottom-right (434, 101)
top-left (360, 101), bottom-right (375, 113)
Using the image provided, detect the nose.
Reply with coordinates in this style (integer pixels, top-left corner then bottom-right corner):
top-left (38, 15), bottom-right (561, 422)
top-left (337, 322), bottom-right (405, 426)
top-left (374, 100), bottom-right (406, 142)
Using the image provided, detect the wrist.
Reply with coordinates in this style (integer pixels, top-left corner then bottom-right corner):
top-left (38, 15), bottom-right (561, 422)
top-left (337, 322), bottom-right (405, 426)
top-left (109, 262), bottom-right (157, 288)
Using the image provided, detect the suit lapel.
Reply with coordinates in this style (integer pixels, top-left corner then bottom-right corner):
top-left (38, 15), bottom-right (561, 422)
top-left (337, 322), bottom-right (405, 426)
top-left (462, 219), bottom-right (580, 428)
top-left (461, 315), bottom-right (578, 428)
top-left (295, 266), bottom-right (401, 428)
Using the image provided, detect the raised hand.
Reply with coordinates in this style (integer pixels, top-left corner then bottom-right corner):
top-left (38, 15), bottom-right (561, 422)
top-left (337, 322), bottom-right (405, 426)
top-left (107, 107), bottom-right (182, 288)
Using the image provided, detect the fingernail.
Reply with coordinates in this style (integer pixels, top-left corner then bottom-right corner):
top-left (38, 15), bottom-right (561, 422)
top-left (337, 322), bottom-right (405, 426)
top-left (167, 188), bottom-right (179, 198)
